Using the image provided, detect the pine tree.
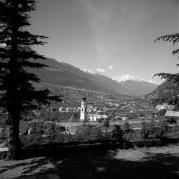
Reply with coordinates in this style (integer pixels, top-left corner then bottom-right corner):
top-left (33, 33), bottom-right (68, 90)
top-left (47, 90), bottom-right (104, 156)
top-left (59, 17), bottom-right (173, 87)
top-left (154, 33), bottom-right (179, 107)
top-left (154, 33), bottom-right (179, 82)
top-left (0, 0), bottom-right (59, 159)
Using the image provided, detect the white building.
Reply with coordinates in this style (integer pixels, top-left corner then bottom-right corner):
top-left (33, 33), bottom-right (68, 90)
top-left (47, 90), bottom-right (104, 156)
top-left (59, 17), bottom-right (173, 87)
top-left (80, 98), bottom-right (87, 121)
top-left (165, 110), bottom-right (179, 118)
top-left (155, 104), bottom-right (174, 111)
top-left (58, 107), bottom-right (63, 112)
top-left (88, 114), bottom-right (108, 122)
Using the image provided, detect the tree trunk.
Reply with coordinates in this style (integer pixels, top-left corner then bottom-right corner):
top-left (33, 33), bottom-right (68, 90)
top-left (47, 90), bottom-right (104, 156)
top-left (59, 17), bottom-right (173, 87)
top-left (7, 115), bottom-right (21, 160)
top-left (6, 1), bottom-right (21, 160)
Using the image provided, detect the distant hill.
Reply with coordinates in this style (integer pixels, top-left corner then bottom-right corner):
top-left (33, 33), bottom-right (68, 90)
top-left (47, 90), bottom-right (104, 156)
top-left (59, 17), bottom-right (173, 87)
top-left (32, 57), bottom-right (158, 97)
top-left (120, 80), bottom-right (159, 96)
top-left (34, 58), bottom-right (131, 96)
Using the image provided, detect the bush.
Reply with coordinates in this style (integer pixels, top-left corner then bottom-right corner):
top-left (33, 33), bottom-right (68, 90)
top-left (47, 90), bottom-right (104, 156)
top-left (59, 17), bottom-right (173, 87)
top-left (112, 125), bottom-right (123, 143)
top-left (166, 117), bottom-right (177, 124)
top-left (0, 127), bottom-right (9, 140)
top-left (47, 122), bottom-right (57, 144)
top-left (141, 120), bottom-right (156, 139)
top-left (122, 121), bottom-right (133, 142)
top-left (93, 127), bottom-right (103, 141)
top-left (21, 134), bottom-right (44, 146)
top-left (123, 121), bottom-right (131, 133)
top-left (29, 121), bottom-right (45, 135)
top-left (103, 118), bottom-right (109, 128)
top-left (155, 120), bottom-right (169, 139)
top-left (76, 125), bottom-right (92, 142)
top-left (158, 109), bottom-right (167, 117)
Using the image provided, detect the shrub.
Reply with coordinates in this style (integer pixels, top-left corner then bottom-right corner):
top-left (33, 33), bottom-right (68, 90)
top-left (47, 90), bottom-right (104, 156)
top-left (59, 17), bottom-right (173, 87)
top-left (103, 118), bottom-right (109, 128)
top-left (94, 127), bottom-right (103, 141)
top-left (166, 117), bottom-right (177, 124)
top-left (158, 109), bottom-right (167, 117)
top-left (123, 121), bottom-right (131, 133)
top-left (122, 121), bottom-right (134, 148)
top-left (155, 120), bottom-right (169, 139)
top-left (21, 134), bottom-right (44, 147)
top-left (47, 122), bottom-right (57, 144)
top-left (140, 120), bottom-right (155, 139)
top-left (55, 134), bottom-right (65, 143)
top-left (29, 121), bottom-right (45, 135)
top-left (112, 125), bottom-right (123, 143)
top-left (0, 127), bottom-right (9, 140)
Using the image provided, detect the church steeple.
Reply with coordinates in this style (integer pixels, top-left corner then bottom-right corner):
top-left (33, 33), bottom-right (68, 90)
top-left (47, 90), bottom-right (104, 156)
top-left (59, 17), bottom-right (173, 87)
top-left (80, 97), bottom-right (87, 121)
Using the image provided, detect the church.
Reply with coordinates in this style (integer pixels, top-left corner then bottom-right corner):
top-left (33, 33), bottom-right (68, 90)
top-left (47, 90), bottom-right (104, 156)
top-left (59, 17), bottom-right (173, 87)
top-left (79, 97), bottom-right (108, 123)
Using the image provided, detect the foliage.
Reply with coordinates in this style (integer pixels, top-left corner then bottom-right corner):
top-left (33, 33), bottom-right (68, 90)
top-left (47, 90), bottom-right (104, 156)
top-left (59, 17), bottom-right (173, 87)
top-left (141, 120), bottom-right (156, 139)
top-left (40, 111), bottom-right (78, 122)
top-left (47, 122), bottom-right (57, 144)
top-left (122, 121), bottom-right (134, 148)
top-left (154, 33), bottom-right (179, 107)
top-left (166, 117), bottom-right (177, 124)
top-left (158, 109), bottom-right (167, 117)
top-left (103, 118), bottom-right (109, 128)
top-left (123, 121), bottom-right (131, 133)
top-left (155, 34), bottom-right (179, 55)
top-left (0, 127), bottom-right (9, 140)
top-left (155, 120), bottom-right (169, 139)
top-left (0, 0), bottom-right (61, 159)
top-left (20, 133), bottom-right (44, 146)
top-left (111, 125), bottom-right (123, 142)
top-left (140, 118), bottom-right (170, 141)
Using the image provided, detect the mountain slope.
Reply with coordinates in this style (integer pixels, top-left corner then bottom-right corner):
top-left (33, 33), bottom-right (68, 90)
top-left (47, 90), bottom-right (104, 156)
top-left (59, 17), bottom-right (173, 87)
top-left (32, 57), bottom-right (158, 96)
top-left (35, 58), bottom-right (131, 95)
top-left (146, 80), bottom-right (178, 103)
top-left (120, 80), bottom-right (158, 96)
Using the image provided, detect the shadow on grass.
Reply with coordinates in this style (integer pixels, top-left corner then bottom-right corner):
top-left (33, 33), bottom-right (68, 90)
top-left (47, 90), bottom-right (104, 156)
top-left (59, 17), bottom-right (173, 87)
top-left (15, 145), bottom-right (179, 179)
top-left (11, 138), bottom-right (179, 179)
top-left (0, 162), bottom-right (28, 173)
top-left (47, 149), bottom-right (179, 179)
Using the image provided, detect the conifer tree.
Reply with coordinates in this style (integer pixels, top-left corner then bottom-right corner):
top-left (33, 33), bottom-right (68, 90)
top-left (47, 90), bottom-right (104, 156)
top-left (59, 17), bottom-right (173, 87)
top-left (155, 34), bottom-right (179, 82)
top-left (154, 33), bottom-right (179, 107)
top-left (0, 0), bottom-right (59, 159)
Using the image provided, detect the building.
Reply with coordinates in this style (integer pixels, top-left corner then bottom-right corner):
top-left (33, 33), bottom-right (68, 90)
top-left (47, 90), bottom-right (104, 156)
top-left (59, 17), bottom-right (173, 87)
top-left (156, 104), bottom-right (174, 111)
top-left (88, 114), bottom-right (108, 122)
top-left (165, 110), bottom-right (179, 119)
top-left (80, 97), bottom-right (87, 121)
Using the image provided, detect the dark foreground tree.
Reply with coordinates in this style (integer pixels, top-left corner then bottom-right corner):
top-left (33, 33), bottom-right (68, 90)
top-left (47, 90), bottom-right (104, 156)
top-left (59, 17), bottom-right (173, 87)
top-left (154, 34), bottom-right (179, 107)
top-left (0, 0), bottom-right (60, 160)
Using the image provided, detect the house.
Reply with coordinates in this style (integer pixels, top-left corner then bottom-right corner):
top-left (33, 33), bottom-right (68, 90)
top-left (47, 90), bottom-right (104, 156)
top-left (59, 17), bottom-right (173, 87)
top-left (165, 110), bottom-right (179, 119)
top-left (88, 114), bottom-right (108, 122)
top-left (156, 104), bottom-right (174, 111)
top-left (58, 107), bottom-right (63, 112)
top-left (121, 116), bottom-right (128, 121)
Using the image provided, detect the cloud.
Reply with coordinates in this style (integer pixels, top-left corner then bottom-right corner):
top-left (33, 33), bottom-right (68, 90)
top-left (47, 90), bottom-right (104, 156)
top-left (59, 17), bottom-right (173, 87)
top-left (96, 68), bottom-right (106, 73)
top-left (81, 69), bottom-right (94, 74)
top-left (112, 74), bottom-right (136, 81)
top-left (109, 65), bottom-right (113, 70)
top-left (0, 43), bottom-right (6, 47)
top-left (112, 74), bottom-right (162, 84)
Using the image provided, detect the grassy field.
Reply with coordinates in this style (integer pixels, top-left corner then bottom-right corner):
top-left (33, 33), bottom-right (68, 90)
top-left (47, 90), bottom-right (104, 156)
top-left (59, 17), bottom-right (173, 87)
top-left (0, 143), bottom-right (179, 179)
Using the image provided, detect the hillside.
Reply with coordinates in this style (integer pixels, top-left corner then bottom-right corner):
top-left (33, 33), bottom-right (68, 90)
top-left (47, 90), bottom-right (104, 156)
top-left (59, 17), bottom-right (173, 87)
top-left (35, 58), bottom-right (131, 96)
top-left (146, 80), bottom-right (179, 104)
top-left (33, 57), bottom-right (158, 96)
top-left (120, 80), bottom-right (158, 96)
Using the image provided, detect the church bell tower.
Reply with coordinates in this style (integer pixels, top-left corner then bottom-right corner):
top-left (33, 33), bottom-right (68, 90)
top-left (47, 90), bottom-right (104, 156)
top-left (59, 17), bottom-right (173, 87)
top-left (80, 97), bottom-right (87, 121)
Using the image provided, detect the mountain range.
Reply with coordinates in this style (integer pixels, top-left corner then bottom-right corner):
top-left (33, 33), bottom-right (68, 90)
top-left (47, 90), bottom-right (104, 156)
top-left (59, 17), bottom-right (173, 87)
top-left (34, 57), bottom-right (158, 96)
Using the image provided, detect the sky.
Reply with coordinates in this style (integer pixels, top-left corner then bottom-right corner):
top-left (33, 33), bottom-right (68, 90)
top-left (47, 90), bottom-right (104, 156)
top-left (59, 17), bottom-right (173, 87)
top-left (30, 0), bottom-right (178, 84)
